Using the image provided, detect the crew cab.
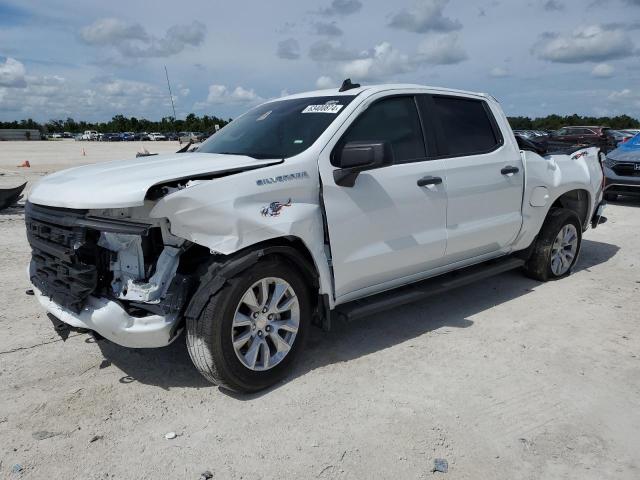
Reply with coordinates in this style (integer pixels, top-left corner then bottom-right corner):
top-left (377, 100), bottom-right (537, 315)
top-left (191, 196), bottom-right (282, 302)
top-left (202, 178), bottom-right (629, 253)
top-left (25, 82), bottom-right (604, 392)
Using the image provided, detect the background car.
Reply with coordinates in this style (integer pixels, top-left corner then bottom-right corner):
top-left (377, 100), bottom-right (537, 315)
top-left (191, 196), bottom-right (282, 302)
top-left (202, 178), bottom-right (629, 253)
top-left (607, 129), bottom-right (635, 147)
top-left (147, 132), bottom-right (166, 141)
top-left (102, 133), bottom-right (122, 142)
top-left (603, 133), bottom-right (640, 201)
top-left (548, 126), bottom-right (615, 152)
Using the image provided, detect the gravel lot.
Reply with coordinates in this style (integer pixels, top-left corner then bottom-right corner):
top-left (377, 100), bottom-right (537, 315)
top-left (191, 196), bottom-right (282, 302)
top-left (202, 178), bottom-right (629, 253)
top-left (1, 142), bottom-right (639, 479)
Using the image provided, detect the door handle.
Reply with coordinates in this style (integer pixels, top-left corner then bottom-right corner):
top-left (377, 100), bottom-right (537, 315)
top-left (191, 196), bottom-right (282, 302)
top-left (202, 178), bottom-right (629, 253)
top-left (417, 176), bottom-right (442, 187)
top-left (501, 166), bottom-right (519, 175)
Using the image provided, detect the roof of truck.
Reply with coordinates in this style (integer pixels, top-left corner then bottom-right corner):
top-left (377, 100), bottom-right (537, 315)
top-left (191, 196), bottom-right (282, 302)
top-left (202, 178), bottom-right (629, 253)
top-left (275, 83), bottom-right (489, 102)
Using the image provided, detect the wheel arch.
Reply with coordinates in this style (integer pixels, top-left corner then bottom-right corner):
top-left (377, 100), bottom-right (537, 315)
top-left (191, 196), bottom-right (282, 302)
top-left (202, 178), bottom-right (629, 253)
top-left (181, 235), bottom-right (326, 331)
top-left (548, 188), bottom-right (592, 230)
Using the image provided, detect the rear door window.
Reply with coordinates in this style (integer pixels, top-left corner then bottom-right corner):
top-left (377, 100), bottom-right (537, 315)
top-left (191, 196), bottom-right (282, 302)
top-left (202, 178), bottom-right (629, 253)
top-left (429, 95), bottom-right (503, 157)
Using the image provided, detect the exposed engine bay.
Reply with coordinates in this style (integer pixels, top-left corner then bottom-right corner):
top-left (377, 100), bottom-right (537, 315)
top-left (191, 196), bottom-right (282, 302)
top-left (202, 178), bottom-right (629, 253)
top-left (25, 201), bottom-right (197, 344)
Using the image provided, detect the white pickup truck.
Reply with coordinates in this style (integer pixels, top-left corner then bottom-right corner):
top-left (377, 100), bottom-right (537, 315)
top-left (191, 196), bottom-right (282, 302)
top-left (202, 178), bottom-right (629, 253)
top-left (26, 81), bottom-right (605, 392)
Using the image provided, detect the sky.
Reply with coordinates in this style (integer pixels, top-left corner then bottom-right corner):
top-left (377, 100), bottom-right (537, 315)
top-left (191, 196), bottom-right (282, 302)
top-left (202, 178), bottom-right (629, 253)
top-left (0, 0), bottom-right (639, 122)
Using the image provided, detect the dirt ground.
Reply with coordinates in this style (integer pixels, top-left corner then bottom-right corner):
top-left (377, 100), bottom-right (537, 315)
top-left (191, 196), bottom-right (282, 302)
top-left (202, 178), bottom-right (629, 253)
top-left (1, 142), bottom-right (639, 479)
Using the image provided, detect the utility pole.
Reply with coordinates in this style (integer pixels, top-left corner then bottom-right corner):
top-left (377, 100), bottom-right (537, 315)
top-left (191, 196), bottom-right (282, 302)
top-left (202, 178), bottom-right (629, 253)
top-left (164, 65), bottom-right (177, 121)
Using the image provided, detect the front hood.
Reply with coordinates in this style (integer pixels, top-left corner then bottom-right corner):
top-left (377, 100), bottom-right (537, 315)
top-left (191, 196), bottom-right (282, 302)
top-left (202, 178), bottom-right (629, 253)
top-left (28, 152), bottom-right (279, 209)
top-left (607, 148), bottom-right (640, 163)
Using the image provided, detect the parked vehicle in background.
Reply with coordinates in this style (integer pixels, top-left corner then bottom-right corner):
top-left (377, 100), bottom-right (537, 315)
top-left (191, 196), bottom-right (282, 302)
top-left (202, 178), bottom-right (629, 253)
top-left (148, 132), bottom-right (166, 141)
top-left (179, 132), bottom-right (205, 143)
top-left (81, 130), bottom-right (98, 141)
top-left (63, 132), bottom-right (73, 139)
top-left (121, 132), bottom-right (135, 141)
top-left (607, 129), bottom-right (635, 147)
top-left (134, 132), bottom-right (149, 141)
top-left (26, 82), bottom-right (605, 393)
top-left (549, 126), bottom-right (636, 153)
top-left (179, 132), bottom-right (194, 143)
top-left (548, 126), bottom-right (610, 151)
top-left (165, 132), bottom-right (179, 141)
top-left (48, 133), bottom-right (62, 139)
top-left (603, 133), bottom-right (640, 200)
top-left (102, 133), bottom-right (122, 142)
top-left (513, 130), bottom-right (549, 141)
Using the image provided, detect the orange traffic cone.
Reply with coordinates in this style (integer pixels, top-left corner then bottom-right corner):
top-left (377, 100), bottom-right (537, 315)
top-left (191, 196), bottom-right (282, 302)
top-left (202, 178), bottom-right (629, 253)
top-left (17, 160), bottom-right (31, 168)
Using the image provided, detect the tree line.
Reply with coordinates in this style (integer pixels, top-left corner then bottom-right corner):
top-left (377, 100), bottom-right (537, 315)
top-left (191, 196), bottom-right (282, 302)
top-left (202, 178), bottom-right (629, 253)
top-left (0, 114), bottom-right (230, 134)
top-left (0, 113), bottom-right (639, 134)
top-left (507, 114), bottom-right (639, 131)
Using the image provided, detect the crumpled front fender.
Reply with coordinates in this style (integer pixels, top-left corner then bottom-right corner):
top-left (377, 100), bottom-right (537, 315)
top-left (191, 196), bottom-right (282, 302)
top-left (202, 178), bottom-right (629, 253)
top-left (148, 163), bottom-right (334, 299)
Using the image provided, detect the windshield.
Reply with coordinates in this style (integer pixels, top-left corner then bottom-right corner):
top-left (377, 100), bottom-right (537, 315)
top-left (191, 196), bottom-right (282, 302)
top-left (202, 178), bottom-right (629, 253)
top-left (197, 96), bottom-right (356, 159)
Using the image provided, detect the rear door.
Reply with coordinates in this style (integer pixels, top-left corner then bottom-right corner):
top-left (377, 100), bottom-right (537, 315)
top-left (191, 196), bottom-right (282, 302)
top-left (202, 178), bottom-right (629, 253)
top-left (318, 93), bottom-right (447, 301)
top-left (422, 94), bottom-right (524, 263)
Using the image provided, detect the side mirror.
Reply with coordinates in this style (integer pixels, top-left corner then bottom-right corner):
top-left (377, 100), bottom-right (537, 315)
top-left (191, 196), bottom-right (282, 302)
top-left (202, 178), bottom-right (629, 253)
top-left (333, 141), bottom-right (393, 187)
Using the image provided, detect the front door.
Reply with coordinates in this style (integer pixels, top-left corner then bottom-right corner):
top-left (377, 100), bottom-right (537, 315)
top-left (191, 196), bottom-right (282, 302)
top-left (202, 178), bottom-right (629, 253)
top-left (318, 94), bottom-right (447, 301)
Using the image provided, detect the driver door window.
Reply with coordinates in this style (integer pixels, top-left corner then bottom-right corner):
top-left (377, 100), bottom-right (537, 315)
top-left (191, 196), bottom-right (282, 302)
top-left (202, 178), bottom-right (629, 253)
top-left (335, 96), bottom-right (427, 165)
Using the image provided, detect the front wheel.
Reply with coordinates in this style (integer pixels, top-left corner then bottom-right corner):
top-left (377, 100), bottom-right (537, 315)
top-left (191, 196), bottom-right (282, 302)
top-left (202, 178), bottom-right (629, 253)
top-left (186, 259), bottom-right (311, 393)
top-left (524, 208), bottom-right (582, 282)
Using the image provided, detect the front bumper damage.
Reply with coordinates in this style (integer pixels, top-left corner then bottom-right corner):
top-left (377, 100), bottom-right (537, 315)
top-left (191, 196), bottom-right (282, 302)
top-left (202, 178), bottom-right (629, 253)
top-left (31, 284), bottom-right (180, 348)
top-left (25, 202), bottom-right (188, 348)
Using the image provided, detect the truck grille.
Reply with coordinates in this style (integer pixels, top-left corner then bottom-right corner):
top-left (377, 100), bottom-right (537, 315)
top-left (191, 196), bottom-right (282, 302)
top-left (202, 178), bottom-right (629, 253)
top-left (612, 162), bottom-right (640, 177)
top-left (25, 203), bottom-right (99, 312)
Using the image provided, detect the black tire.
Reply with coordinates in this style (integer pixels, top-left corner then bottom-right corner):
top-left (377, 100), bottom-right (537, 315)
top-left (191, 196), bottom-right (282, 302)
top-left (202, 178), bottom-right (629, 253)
top-left (604, 192), bottom-right (617, 202)
top-left (524, 208), bottom-right (582, 282)
top-left (186, 258), bottom-right (311, 393)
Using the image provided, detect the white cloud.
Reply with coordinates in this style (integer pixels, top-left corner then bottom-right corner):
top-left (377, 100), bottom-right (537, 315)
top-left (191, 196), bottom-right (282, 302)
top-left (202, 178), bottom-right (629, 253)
top-left (195, 84), bottom-right (262, 109)
top-left (608, 89), bottom-right (640, 109)
top-left (231, 86), bottom-right (259, 102)
top-left (489, 66), bottom-right (510, 78)
top-left (80, 18), bottom-right (206, 58)
top-left (316, 76), bottom-right (336, 88)
top-left (309, 40), bottom-right (360, 61)
top-left (312, 21), bottom-right (343, 36)
top-left (416, 33), bottom-right (467, 65)
top-left (318, 0), bottom-right (362, 16)
top-left (277, 38), bottom-right (301, 60)
top-left (0, 65), bottom-right (164, 119)
top-left (0, 57), bottom-right (27, 88)
top-left (591, 63), bottom-right (615, 78)
top-left (80, 18), bottom-right (148, 44)
top-left (534, 24), bottom-right (635, 63)
top-left (542, 0), bottom-right (564, 11)
top-left (310, 36), bottom-right (467, 83)
top-left (389, 0), bottom-right (461, 33)
top-left (339, 42), bottom-right (413, 81)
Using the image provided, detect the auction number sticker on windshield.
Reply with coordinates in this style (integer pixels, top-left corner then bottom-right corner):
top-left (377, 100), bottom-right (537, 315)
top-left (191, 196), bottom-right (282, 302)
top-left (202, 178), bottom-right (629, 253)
top-left (302, 104), bottom-right (343, 114)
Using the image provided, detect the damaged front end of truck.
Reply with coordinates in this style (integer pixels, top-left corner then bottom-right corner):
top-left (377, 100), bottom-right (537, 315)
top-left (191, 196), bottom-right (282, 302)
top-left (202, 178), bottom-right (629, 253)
top-left (25, 201), bottom-right (201, 347)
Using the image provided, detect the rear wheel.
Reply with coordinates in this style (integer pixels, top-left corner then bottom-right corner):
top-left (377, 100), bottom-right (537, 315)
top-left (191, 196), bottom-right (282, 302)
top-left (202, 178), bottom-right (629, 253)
top-left (186, 259), bottom-right (310, 393)
top-left (524, 208), bottom-right (582, 282)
